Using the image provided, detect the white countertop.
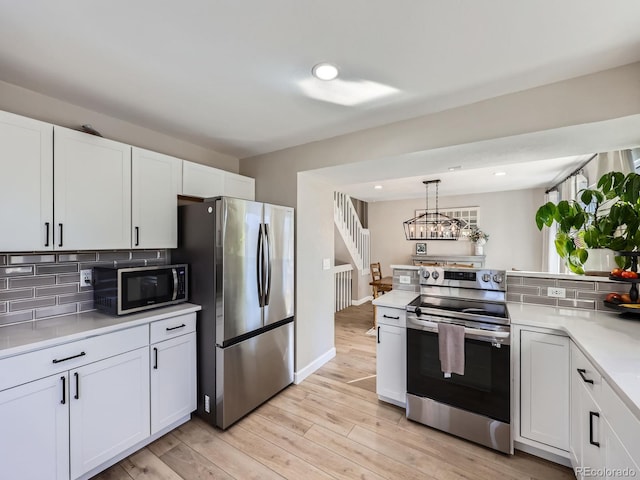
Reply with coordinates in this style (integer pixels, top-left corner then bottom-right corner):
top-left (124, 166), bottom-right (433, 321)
top-left (508, 302), bottom-right (640, 419)
top-left (372, 290), bottom-right (419, 308)
top-left (390, 264), bottom-right (420, 271)
top-left (0, 303), bottom-right (202, 360)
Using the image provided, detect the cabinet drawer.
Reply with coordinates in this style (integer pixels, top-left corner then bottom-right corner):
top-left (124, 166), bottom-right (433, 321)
top-left (0, 325), bottom-right (148, 392)
top-left (602, 379), bottom-right (640, 466)
top-left (150, 313), bottom-right (196, 344)
top-left (570, 341), bottom-right (602, 406)
top-left (376, 307), bottom-right (406, 327)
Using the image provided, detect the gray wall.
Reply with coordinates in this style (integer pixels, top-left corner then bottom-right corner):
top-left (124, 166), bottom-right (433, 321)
top-left (368, 188), bottom-right (545, 274)
top-left (0, 80), bottom-right (238, 172)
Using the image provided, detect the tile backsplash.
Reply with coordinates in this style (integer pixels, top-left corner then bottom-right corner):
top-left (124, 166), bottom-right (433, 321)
top-left (0, 250), bottom-right (168, 327)
top-left (506, 274), bottom-right (619, 311)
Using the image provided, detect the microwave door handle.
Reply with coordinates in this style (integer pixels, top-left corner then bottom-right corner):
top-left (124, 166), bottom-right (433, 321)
top-left (172, 268), bottom-right (178, 301)
top-left (264, 224), bottom-right (272, 306)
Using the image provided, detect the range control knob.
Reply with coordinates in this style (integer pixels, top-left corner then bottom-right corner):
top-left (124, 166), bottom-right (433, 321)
top-left (493, 274), bottom-right (504, 283)
top-left (431, 271), bottom-right (440, 280)
top-left (482, 273), bottom-right (491, 282)
top-left (422, 270), bottom-right (430, 279)
top-left (414, 307), bottom-right (422, 317)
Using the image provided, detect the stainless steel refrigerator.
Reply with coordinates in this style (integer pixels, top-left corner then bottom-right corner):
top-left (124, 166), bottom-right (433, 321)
top-left (174, 197), bottom-right (294, 429)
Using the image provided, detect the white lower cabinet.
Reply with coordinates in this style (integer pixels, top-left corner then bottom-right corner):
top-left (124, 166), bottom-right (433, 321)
top-left (570, 340), bottom-right (639, 479)
top-left (520, 330), bottom-right (570, 451)
top-left (0, 374), bottom-right (69, 480)
top-left (0, 311), bottom-right (197, 480)
top-left (150, 331), bottom-right (196, 434)
top-left (376, 306), bottom-right (407, 407)
top-left (69, 347), bottom-right (150, 479)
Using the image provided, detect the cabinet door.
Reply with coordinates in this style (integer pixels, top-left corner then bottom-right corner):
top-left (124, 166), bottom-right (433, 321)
top-left (376, 323), bottom-right (406, 407)
top-left (0, 111), bottom-right (53, 251)
top-left (132, 147), bottom-right (182, 248)
top-left (223, 171), bottom-right (255, 200)
top-left (602, 417), bottom-right (639, 478)
top-left (580, 385), bottom-right (603, 480)
top-left (69, 347), bottom-right (150, 479)
top-left (520, 330), bottom-right (569, 450)
top-left (0, 374), bottom-right (69, 480)
top-left (150, 332), bottom-right (196, 434)
top-left (182, 160), bottom-right (224, 198)
top-left (53, 126), bottom-right (131, 250)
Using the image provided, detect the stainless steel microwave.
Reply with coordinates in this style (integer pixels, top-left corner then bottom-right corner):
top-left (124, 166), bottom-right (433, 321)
top-left (93, 264), bottom-right (188, 315)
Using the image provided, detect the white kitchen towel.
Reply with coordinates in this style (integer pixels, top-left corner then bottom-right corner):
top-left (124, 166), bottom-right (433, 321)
top-left (438, 322), bottom-right (465, 377)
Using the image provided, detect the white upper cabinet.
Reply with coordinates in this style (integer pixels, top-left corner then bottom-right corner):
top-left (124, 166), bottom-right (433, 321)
top-left (182, 161), bottom-right (224, 198)
top-left (224, 171), bottom-right (255, 200)
top-left (131, 147), bottom-right (182, 249)
top-left (54, 126), bottom-right (132, 250)
top-left (0, 110), bottom-right (53, 251)
top-left (182, 160), bottom-right (255, 200)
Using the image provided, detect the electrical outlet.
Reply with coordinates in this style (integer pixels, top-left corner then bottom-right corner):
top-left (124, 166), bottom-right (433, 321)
top-left (80, 269), bottom-right (92, 287)
top-left (204, 395), bottom-right (210, 413)
top-left (399, 275), bottom-right (411, 284)
top-left (547, 287), bottom-right (566, 298)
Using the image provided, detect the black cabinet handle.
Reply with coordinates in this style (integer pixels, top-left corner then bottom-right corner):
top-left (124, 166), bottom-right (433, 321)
top-left (383, 314), bottom-right (400, 320)
top-left (60, 376), bottom-right (66, 405)
top-left (166, 324), bottom-right (186, 331)
top-left (52, 351), bottom-right (86, 364)
top-left (135, 226), bottom-right (140, 246)
top-left (377, 326), bottom-right (381, 344)
top-left (74, 372), bottom-right (79, 400)
top-left (58, 223), bottom-right (63, 247)
top-left (578, 368), bottom-right (594, 385)
top-left (153, 347), bottom-right (158, 370)
top-left (589, 411), bottom-right (600, 447)
top-left (45, 222), bottom-right (50, 247)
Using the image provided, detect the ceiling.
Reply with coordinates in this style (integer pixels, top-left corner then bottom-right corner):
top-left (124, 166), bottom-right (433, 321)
top-left (1, 0), bottom-right (640, 162)
top-left (2, 1), bottom-right (640, 202)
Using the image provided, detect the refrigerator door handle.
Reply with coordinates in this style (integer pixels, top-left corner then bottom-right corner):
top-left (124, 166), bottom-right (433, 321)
top-left (264, 223), bottom-right (272, 306)
top-left (257, 224), bottom-right (264, 307)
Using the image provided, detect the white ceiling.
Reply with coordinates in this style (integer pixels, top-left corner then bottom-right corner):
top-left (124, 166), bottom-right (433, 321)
top-left (1, 0), bottom-right (640, 162)
top-left (2, 1), bottom-right (640, 201)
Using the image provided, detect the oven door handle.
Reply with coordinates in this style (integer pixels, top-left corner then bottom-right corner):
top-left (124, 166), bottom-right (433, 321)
top-left (407, 317), bottom-right (510, 345)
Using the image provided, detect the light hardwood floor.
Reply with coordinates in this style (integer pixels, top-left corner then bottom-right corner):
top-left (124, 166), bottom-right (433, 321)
top-left (93, 302), bottom-right (575, 480)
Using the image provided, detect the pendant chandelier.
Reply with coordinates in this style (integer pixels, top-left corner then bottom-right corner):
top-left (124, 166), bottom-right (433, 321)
top-left (403, 179), bottom-right (464, 241)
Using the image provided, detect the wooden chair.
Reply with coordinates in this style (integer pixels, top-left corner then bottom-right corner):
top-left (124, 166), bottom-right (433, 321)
top-left (370, 262), bottom-right (382, 291)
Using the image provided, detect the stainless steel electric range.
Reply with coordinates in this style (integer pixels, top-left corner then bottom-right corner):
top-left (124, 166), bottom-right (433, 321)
top-left (405, 266), bottom-right (512, 454)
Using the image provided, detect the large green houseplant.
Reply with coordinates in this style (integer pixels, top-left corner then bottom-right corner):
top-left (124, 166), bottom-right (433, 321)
top-left (535, 171), bottom-right (640, 274)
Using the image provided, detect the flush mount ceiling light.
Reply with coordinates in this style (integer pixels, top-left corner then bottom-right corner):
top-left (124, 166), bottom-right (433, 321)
top-left (374, 185), bottom-right (383, 190)
top-left (312, 62), bottom-right (339, 81)
top-left (448, 166), bottom-right (462, 171)
top-left (494, 171), bottom-right (507, 176)
top-left (403, 180), bottom-right (465, 241)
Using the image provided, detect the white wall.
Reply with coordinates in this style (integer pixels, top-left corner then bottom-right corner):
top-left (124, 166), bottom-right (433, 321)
top-left (0, 80), bottom-right (238, 171)
top-left (368, 188), bottom-right (545, 274)
top-left (295, 173), bottom-right (335, 381)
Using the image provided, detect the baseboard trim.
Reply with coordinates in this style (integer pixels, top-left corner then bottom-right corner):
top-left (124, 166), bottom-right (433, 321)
top-left (352, 296), bottom-right (373, 306)
top-left (294, 347), bottom-right (336, 384)
top-left (514, 440), bottom-right (572, 467)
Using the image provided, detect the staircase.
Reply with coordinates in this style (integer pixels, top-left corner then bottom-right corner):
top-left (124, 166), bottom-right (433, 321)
top-left (334, 191), bottom-right (370, 274)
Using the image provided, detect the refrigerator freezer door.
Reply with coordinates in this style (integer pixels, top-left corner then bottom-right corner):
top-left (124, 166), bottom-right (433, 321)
top-left (263, 203), bottom-right (295, 327)
top-left (218, 197), bottom-right (263, 344)
top-left (215, 321), bottom-right (294, 429)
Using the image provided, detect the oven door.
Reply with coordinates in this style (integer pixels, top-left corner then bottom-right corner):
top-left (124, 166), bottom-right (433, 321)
top-left (406, 321), bottom-right (510, 423)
